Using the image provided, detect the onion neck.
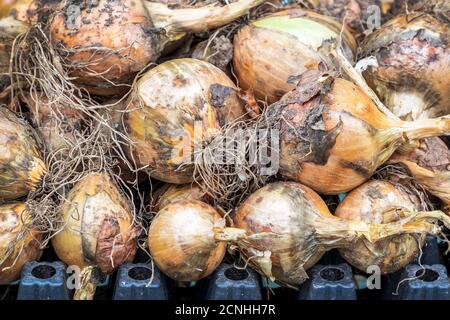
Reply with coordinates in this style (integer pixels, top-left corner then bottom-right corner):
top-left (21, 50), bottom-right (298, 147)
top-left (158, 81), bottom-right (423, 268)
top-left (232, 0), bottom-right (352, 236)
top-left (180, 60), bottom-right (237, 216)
top-left (399, 116), bottom-right (450, 141)
top-left (317, 209), bottom-right (450, 250)
top-left (144, 0), bottom-right (265, 40)
top-left (73, 266), bottom-right (99, 300)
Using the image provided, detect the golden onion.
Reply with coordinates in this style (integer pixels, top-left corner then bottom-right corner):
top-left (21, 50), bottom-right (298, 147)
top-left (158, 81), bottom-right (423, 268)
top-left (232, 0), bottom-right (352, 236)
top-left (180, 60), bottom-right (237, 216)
top-left (0, 107), bottom-right (46, 200)
top-left (152, 183), bottom-right (210, 212)
top-left (48, 0), bottom-right (265, 96)
top-left (123, 58), bottom-right (245, 184)
top-left (335, 180), bottom-right (425, 274)
top-left (52, 173), bottom-right (139, 298)
top-left (0, 202), bottom-right (42, 285)
top-left (361, 13), bottom-right (450, 120)
top-left (233, 181), bottom-right (450, 287)
top-left (148, 199), bottom-right (238, 281)
top-left (233, 9), bottom-right (357, 103)
top-left (268, 75), bottom-right (450, 194)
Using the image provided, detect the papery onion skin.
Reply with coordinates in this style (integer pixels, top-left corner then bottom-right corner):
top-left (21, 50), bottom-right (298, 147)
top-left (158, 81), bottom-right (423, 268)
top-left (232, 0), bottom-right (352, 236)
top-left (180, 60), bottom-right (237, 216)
top-left (234, 182), bottom-right (335, 287)
top-left (361, 13), bottom-right (450, 120)
top-left (269, 76), bottom-right (450, 194)
top-left (148, 199), bottom-right (227, 281)
top-left (0, 203), bottom-right (42, 285)
top-left (389, 137), bottom-right (450, 209)
top-left (233, 9), bottom-right (357, 103)
top-left (335, 180), bottom-right (425, 274)
top-left (49, 0), bottom-right (160, 96)
top-left (52, 173), bottom-right (139, 274)
top-left (0, 107), bottom-right (46, 200)
top-left (7, 0), bottom-right (38, 23)
top-left (123, 58), bottom-right (245, 184)
top-left (152, 183), bottom-right (209, 212)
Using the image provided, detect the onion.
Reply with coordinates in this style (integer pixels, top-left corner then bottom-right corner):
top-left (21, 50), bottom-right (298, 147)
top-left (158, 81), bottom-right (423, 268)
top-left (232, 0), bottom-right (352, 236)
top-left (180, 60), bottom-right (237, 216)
top-left (51, 172), bottom-right (140, 299)
top-left (233, 181), bottom-right (450, 287)
top-left (233, 9), bottom-right (357, 103)
top-left (152, 183), bottom-right (210, 212)
top-left (388, 137), bottom-right (450, 210)
top-left (335, 180), bottom-right (425, 274)
top-left (0, 202), bottom-right (42, 285)
top-left (122, 58), bottom-right (245, 184)
top-left (6, 0), bottom-right (38, 23)
top-left (148, 199), bottom-right (241, 281)
top-left (361, 13), bottom-right (450, 120)
top-left (267, 75), bottom-right (450, 194)
top-left (0, 107), bottom-right (46, 200)
top-left (47, 0), bottom-right (265, 96)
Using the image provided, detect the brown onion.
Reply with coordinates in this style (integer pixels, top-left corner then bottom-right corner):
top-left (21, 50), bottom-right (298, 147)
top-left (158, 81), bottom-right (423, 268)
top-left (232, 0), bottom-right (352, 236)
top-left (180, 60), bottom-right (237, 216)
top-left (0, 107), bottom-right (46, 200)
top-left (122, 58), bottom-right (245, 184)
top-left (361, 13), bottom-right (450, 120)
top-left (48, 0), bottom-right (265, 96)
top-left (233, 9), bottom-right (357, 103)
top-left (335, 180), bottom-right (425, 274)
top-left (388, 137), bottom-right (450, 210)
top-left (152, 183), bottom-right (210, 212)
top-left (233, 181), bottom-right (450, 287)
top-left (267, 75), bottom-right (450, 194)
top-left (148, 199), bottom-right (241, 281)
top-left (52, 172), bottom-right (139, 299)
top-left (0, 202), bottom-right (42, 285)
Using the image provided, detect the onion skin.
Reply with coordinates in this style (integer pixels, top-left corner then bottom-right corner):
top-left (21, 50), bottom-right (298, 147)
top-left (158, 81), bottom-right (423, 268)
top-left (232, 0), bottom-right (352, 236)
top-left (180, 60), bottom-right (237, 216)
top-left (270, 76), bottom-right (450, 194)
top-left (7, 0), bottom-right (38, 23)
top-left (148, 199), bottom-right (227, 281)
top-left (0, 203), bottom-right (42, 285)
top-left (233, 9), bottom-right (356, 103)
top-left (361, 13), bottom-right (450, 120)
top-left (0, 107), bottom-right (46, 200)
top-left (50, 0), bottom-right (160, 96)
top-left (234, 182), bottom-right (332, 286)
top-left (52, 173), bottom-right (139, 274)
top-left (152, 183), bottom-right (209, 212)
top-left (389, 137), bottom-right (450, 209)
top-left (335, 180), bottom-right (425, 274)
top-left (123, 58), bottom-right (245, 184)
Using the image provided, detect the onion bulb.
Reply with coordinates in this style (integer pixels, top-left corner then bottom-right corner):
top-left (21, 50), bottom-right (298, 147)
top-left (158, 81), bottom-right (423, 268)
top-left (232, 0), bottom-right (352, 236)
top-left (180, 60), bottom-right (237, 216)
top-left (0, 107), bottom-right (46, 200)
top-left (48, 0), bottom-right (265, 96)
top-left (388, 137), bottom-right (450, 210)
top-left (6, 0), bottom-right (38, 23)
top-left (233, 181), bottom-right (450, 287)
top-left (52, 173), bottom-right (139, 299)
top-left (122, 58), bottom-right (245, 184)
top-left (148, 199), bottom-right (240, 281)
top-left (267, 75), bottom-right (450, 194)
top-left (335, 180), bottom-right (425, 274)
top-left (0, 202), bottom-right (42, 285)
top-left (361, 13), bottom-right (450, 120)
top-left (152, 183), bottom-right (210, 212)
top-left (233, 9), bottom-right (357, 103)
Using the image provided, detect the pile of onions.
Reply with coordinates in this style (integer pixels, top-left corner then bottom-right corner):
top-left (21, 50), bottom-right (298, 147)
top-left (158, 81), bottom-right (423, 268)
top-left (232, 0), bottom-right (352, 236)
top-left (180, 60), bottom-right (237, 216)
top-left (52, 172), bottom-right (139, 299)
top-left (122, 58), bottom-right (245, 184)
top-left (148, 199), bottom-right (241, 281)
top-left (388, 137), bottom-right (450, 210)
top-left (148, 182), bottom-right (450, 287)
top-left (233, 9), bottom-right (357, 103)
top-left (0, 107), bottom-right (46, 200)
top-left (46, 0), bottom-right (264, 95)
top-left (234, 181), bottom-right (450, 287)
top-left (267, 74), bottom-right (450, 194)
top-left (361, 13), bottom-right (450, 120)
top-left (335, 179), bottom-right (426, 274)
top-left (0, 202), bottom-right (42, 285)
